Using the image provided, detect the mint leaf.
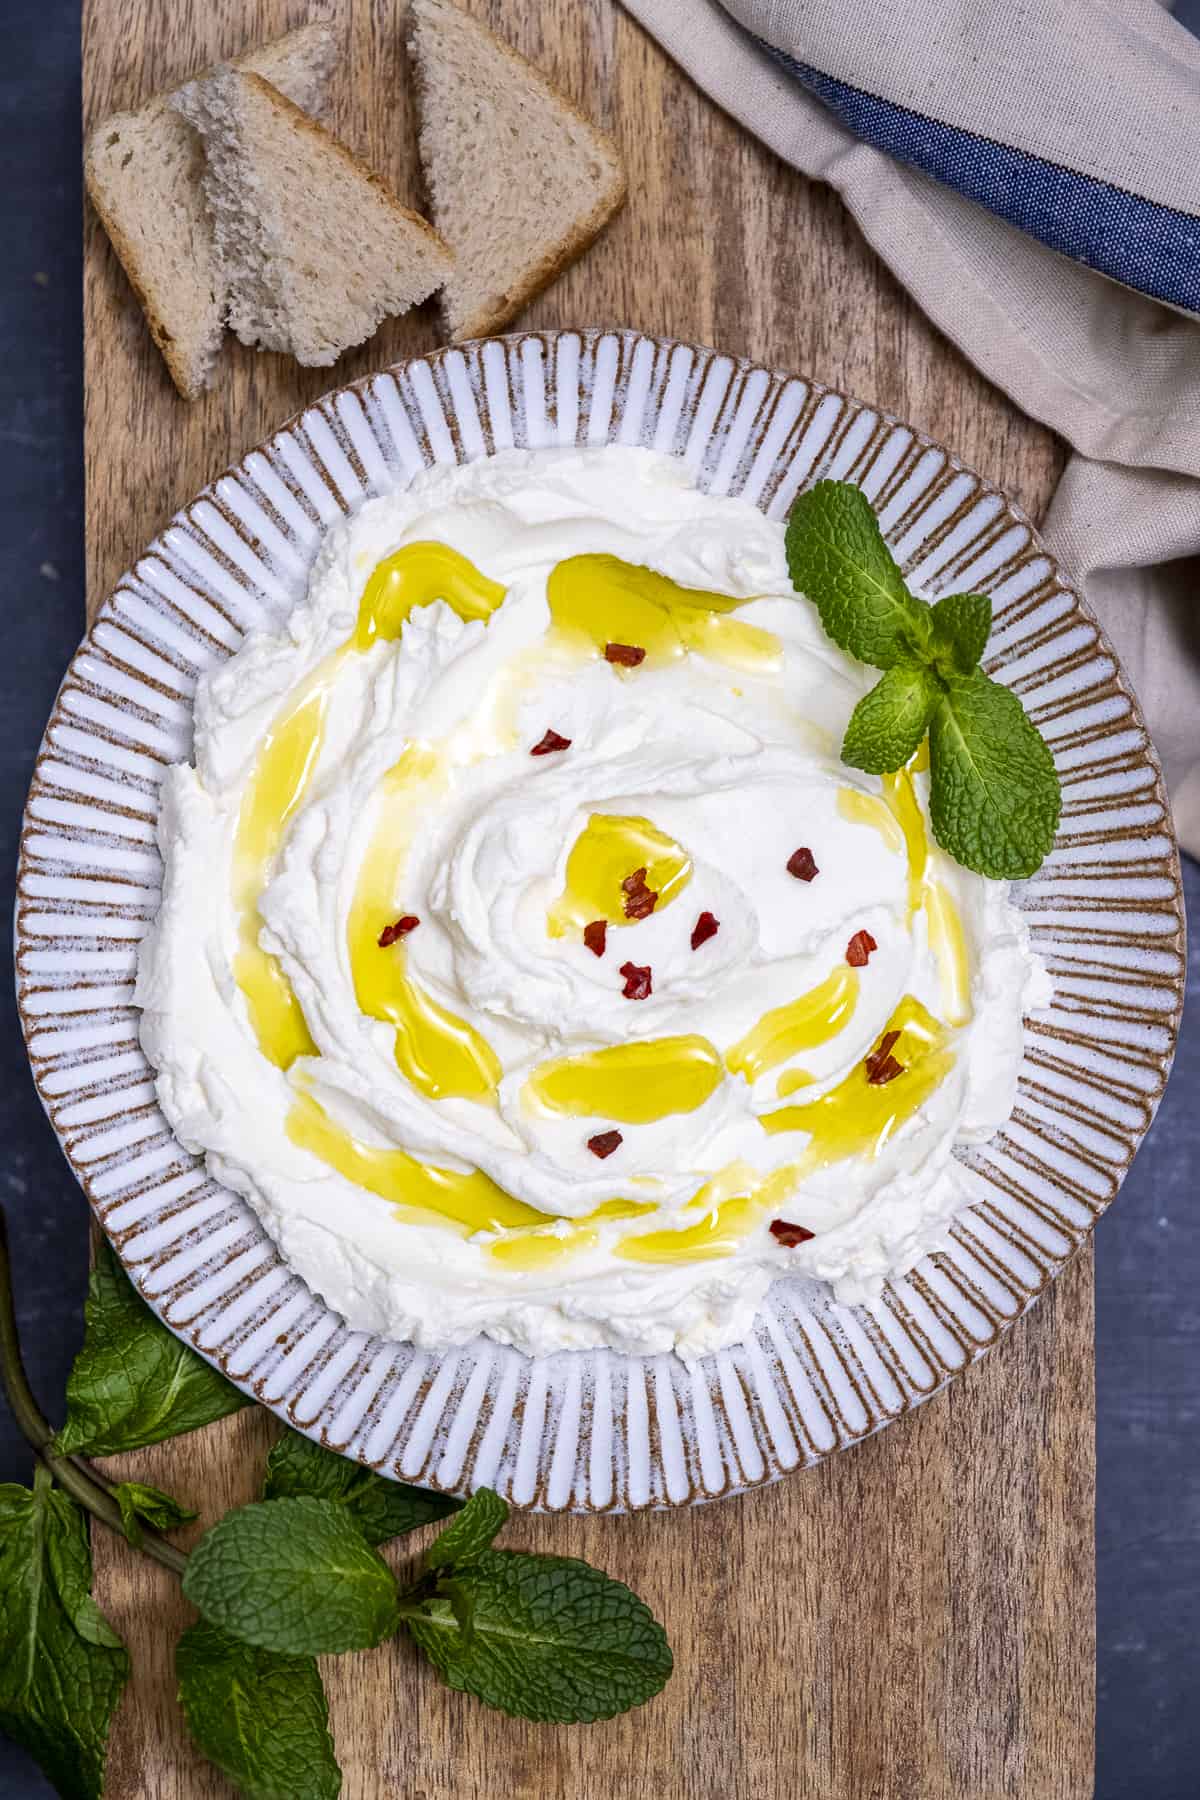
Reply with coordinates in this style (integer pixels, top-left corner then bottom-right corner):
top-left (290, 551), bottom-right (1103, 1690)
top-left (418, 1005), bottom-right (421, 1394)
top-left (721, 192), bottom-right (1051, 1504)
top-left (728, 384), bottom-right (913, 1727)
top-left (404, 1549), bottom-right (672, 1723)
top-left (264, 1429), bottom-right (459, 1545)
top-left (929, 670), bottom-right (1060, 878)
top-left (176, 1620), bottom-right (341, 1800)
top-left (841, 664), bottom-right (938, 773)
top-left (425, 1487), bottom-right (507, 1571)
top-left (930, 592), bottom-right (992, 674)
top-left (113, 1480), bottom-right (196, 1550)
top-left (785, 481), bottom-right (931, 669)
top-left (0, 1473), bottom-right (129, 1799)
top-left (53, 1237), bottom-right (249, 1458)
top-left (183, 1497), bottom-right (401, 1655)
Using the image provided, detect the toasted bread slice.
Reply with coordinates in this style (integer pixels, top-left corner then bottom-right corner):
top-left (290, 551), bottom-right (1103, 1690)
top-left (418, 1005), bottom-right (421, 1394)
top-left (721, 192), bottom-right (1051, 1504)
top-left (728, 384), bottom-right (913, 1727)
top-left (84, 24), bottom-right (337, 399)
top-left (408, 0), bottom-right (626, 340)
top-left (172, 70), bottom-right (453, 367)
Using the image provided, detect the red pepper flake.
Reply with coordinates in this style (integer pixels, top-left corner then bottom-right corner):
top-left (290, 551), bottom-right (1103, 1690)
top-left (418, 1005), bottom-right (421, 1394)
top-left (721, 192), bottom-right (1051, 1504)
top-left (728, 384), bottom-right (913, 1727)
top-left (583, 919), bottom-right (607, 958)
top-left (691, 911), bottom-right (720, 951)
top-left (587, 1129), bottom-right (623, 1159)
top-left (787, 847), bottom-right (819, 882)
top-left (769, 1219), bottom-right (815, 1248)
top-left (621, 866), bottom-right (658, 920)
top-left (604, 642), bottom-right (646, 668)
top-left (867, 1054), bottom-right (905, 1087)
top-left (378, 915), bottom-right (420, 947)
top-left (845, 928), bottom-right (878, 968)
top-left (619, 960), bottom-right (652, 1000)
top-left (530, 728), bottom-right (571, 756)
top-left (863, 1029), bottom-right (901, 1084)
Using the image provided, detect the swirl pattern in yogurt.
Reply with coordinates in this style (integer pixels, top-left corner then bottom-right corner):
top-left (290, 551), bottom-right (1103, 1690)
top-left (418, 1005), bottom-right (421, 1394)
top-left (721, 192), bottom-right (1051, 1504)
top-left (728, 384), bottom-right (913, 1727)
top-left (135, 446), bottom-right (1050, 1359)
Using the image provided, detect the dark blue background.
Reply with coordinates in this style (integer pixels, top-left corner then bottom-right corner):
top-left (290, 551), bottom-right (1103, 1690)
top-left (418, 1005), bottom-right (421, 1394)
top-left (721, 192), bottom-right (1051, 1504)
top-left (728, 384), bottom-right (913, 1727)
top-left (1, 4), bottom-right (1196, 1795)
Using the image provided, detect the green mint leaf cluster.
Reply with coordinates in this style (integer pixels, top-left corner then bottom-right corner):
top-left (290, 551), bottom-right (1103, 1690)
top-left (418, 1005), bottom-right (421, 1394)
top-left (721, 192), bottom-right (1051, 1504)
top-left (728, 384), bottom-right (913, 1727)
top-left (0, 1471), bottom-right (129, 1800)
top-left (175, 1621), bottom-right (340, 1800)
top-left (786, 480), bottom-right (1060, 878)
top-left (180, 1483), bottom-right (672, 1736)
top-left (264, 1427), bottom-right (460, 1544)
top-left (52, 1237), bottom-right (249, 1458)
top-left (113, 1479), bottom-right (196, 1549)
top-left (0, 1219), bottom-right (673, 1800)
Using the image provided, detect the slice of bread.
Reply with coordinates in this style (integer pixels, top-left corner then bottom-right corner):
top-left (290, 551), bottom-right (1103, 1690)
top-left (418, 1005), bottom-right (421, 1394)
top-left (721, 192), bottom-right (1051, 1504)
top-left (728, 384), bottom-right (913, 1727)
top-left (408, 0), bottom-right (626, 340)
top-left (172, 71), bottom-right (454, 368)
top-left (84, 24), bottom-right (337, 400)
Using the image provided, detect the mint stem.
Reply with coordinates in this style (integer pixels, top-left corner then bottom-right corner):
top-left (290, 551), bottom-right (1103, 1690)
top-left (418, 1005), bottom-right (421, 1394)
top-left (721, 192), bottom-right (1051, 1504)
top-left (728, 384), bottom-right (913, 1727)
top-left (0, 1209), bottom-right (54, 1454)
top-left (0, 1207), bottom-right (188, 1577)
top-left (394, 1602), bottom-right (433, 1624)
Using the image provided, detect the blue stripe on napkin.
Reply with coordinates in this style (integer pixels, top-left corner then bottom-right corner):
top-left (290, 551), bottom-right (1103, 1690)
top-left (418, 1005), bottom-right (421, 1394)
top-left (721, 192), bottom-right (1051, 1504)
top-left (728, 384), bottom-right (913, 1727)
top-left (761, 40), bottom-right (1200, 314)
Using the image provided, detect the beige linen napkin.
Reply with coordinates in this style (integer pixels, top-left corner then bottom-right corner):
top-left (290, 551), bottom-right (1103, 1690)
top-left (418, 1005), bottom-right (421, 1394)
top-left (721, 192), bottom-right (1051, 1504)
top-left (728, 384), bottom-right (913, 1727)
top-left (622, 0), bottom-right (1200, 853)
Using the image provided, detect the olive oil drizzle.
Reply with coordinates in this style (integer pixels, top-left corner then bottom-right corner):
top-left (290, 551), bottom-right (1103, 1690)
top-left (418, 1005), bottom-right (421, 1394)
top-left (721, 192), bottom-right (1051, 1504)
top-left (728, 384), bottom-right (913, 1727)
top-left (232, 543), bottom-right (508, 1070)
top-left (547, 553), bottom-right (782, 673)
top-left (838, 758), bottom-right (971, 1028)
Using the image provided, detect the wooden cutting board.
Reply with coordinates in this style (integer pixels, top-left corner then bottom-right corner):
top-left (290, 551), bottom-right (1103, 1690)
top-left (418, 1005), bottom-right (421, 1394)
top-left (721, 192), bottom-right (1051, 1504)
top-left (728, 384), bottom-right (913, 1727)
top-left (81, 3), bottom-right (1094, 1795)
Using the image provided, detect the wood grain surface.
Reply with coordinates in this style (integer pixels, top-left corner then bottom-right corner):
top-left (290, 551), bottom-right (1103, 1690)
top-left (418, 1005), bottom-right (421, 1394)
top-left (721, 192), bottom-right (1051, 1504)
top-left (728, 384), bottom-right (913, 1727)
top-left (81, 3), bottom-right (1095, 1795)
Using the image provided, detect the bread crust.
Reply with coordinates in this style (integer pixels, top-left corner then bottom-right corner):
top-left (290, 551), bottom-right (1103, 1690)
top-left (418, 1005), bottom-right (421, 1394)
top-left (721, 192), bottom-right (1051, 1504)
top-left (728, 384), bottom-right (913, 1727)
top-left (84, 105), bottom-right (216, 400)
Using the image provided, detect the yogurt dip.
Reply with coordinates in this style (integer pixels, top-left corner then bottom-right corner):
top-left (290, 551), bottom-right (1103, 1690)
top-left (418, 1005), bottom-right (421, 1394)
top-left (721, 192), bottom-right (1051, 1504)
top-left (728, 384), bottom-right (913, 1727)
top-left (135, 446), bottom-right (1050, 1360)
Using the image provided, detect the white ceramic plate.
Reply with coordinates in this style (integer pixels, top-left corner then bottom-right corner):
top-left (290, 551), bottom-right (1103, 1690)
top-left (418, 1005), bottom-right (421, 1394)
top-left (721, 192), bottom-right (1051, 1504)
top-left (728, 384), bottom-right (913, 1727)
top-left (16, 329), bottom-right (1184, 1510)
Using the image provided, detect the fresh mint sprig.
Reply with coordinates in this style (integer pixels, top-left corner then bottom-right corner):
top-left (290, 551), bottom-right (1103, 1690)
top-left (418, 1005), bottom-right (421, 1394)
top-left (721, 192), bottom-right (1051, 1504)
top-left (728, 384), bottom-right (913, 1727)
top-left (786, 480), bottom-right (1061, 879)
top-left (0, 1210), bottom-right (674, 1800)
top-left (180, 1484), bottom-right (672, 1727)
top-left (402, 1491), bottom-right (674, 1723)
